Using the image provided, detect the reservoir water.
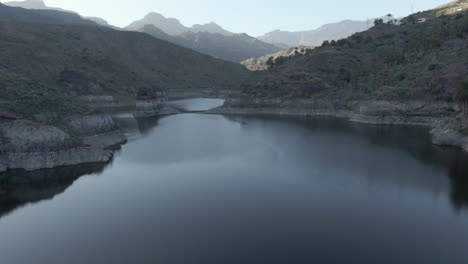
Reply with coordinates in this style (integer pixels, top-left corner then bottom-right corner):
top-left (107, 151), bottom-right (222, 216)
top-left (1, 99), bottom-right (468, 264)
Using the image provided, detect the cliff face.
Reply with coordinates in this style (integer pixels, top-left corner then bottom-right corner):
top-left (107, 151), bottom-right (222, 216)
top-left (0, 113), bottom-right (127, 172)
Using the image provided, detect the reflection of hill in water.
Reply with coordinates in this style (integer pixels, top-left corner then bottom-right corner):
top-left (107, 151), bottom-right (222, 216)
top-left (230, 115), bottom-right (468, 210)
top-left (136, 117), bottom-right (161, 135)
top-left (0, 163), bottom-right (109, 219)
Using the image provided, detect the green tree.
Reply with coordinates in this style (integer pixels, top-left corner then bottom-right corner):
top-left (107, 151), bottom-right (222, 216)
top-left (455, 81), bottom-right (468, 114)
top-left (266, 56), bottom-right (275, 69)
top-left (374, 18), bottom-right (384, 26)
top-left (322, 40), bottom-right (330, 47)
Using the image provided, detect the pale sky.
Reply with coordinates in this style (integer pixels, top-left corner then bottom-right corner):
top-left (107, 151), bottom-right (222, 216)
top-left (45, 0), bottom-right (448, 36)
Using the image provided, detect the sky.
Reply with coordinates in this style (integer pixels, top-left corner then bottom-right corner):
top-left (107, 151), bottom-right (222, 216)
top-left (45, 0), bottom-right (449, 36)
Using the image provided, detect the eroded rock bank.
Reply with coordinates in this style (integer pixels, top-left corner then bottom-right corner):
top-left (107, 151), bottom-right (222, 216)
top-left (0, 113), bottom-right (127, 172)
top-left (431, 116), bottom-right (468, 152)
top-left (212, 98), bottom-right (468, 152)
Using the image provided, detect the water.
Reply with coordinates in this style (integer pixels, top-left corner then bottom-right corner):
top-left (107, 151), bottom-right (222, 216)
top-left (164, 98), bottom-right (225, 111)
top-left (1, 99), bottom-right (468, 264)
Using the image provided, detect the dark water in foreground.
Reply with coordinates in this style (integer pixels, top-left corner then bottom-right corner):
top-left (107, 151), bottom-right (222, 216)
top-left (1, 100), bottom-right (468, 264)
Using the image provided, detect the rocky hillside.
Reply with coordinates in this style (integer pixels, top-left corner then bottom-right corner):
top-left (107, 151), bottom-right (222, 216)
top-left (258, 19), bottom-right (371, 47)
top-left (241, 46), bottom-right (315, 71)
top-left (139, 24), bottom-right (281, 62)
top-left (235, 6), bottom-right (468, 117)
top-left (0, 19), bottom-right (251, 120)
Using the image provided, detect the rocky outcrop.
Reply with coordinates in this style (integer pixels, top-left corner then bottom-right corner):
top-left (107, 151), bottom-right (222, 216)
top-left (431, 128), bottom-right (468, 151)
top-left (215, 99), bottom-right (468, 152)
top-left (241, 46), bottom-right (314, 71)
top-left (0, 118), bottom-right (113, 172)
top-left (79, 95), bottom-right (134, 110)
top-left (64, 114), bottom-right (127, 149)
top-left (0, 113), bottom-right (127, 172)
top-left (431, 116), bottom-right (468, 151)
top-left (211, 107), bottom-right (447, 126)
top-left (133, 87), bottom-right (178, 117)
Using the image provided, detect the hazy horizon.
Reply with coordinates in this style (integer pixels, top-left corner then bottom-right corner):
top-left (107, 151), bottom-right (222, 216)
top-left (30, 0), bottom-right (449, 36)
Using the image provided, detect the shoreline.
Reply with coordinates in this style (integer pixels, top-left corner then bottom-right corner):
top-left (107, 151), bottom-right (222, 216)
top-left (209, 107), bottom-right (449, 127)
top-left (210, 106), bottom-right (468, 152)
top-left (0, 113), bottom-right (128, 173)
top-left (1, 103), bottom-right (466, 173)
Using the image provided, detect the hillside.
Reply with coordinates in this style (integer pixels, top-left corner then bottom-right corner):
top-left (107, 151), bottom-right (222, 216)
top-left (3, 0), bottom-right (117, 28)
top-left (0, 21), bottom-right (251, 120)
top-left (139, 24), bottom-right (281, 62)
top-left (236, 8), bottom-right (468, 113)
top-left (0, 2), bottom-right (96, 25)
top-left (241, 46), bottom-right (315, 71)
top-left (258, 20), bottom-right (371, 47)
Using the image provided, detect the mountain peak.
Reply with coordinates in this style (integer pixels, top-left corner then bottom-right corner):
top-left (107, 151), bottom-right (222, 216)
top-left (145, 12), bottom-right (165, 19)
top-left (4, 0), bottom-right (46, 9)
top-left (190, 22), bottom-right (232, 36)
top-left (126, 12), bottom-right (187, 35)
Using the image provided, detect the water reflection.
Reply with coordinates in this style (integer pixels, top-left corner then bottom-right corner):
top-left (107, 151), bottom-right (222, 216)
top-left (0, 163), bottom-right (109, 218)
top-left (1, 111), bottom-right (468, 264)
top-left (448, 157), bottom-right (468, 211)
top-left (225, 115), bottom-right (468, 211)
top-left (135, 117), bottom-right (162, 135)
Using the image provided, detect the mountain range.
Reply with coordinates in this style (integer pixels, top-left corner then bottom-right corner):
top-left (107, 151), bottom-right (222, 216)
top-left (0, 1), bottom-right (97, 25)
top-left (258, 19), bottom-right (373, 47)
top-left (3, 0), bottom-right (116, 28)
top-left (126, 12), bottom-right (282, 62)
top-left (126, 12), bottom-right (233, 36)
top-left (138, 24), bottom-right (281, 62)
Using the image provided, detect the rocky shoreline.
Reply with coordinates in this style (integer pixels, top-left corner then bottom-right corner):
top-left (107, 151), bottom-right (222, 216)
top-left (2, 98), bottom-right (467, 173)
top-left (0, 113), bottom-right (127, 173)
top-left (210, 107), bottom-right (448, 126)
top-left (210, 105), bottom-right (468, 152)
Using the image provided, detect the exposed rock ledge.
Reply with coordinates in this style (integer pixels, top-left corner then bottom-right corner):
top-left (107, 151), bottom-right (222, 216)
top-left (0, 113), bottom-right (127, 172)
top-left (210, 107), bottom-right (449, 127)
top-left (211, 106), bottom-right (468, 153)
top-left (431, 116), bottom-right (468, 152)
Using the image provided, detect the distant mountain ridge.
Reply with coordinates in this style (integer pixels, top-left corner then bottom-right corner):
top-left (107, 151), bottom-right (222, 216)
top-left (258, 19), bottom-right (372, 47)
top-left (126, 12), bottom-right (234, 36)
top-left (4, 0), bottom-right (76, 13)
top-left (139, 24), bottom-right (281, 62)
top-left (3, 0), bottom-right (116, 28)
top-left (0, 2), bottom-right (97, 25)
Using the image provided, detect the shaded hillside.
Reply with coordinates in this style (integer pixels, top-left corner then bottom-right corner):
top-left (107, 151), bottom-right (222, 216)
top-left (139, 24), bottom-right (281, 62)
top-left (258, 20), bottom-right (371, 47)
top-left (239, 8), bottom-right (468, 110)
top-left (242, 46), bottom-right (315, 71)
top-left (0, 2), bottom-right (96, 25)
top-left (0, 21), bottom-right (251, 120)
top-left (3, 0), bottom-right (117, 28)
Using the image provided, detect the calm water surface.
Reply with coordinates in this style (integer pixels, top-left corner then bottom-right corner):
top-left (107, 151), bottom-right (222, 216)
top-left (1, 99), bottom-right (468, 264)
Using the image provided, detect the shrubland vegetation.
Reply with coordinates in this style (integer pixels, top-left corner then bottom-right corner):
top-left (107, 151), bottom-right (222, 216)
top-left (0, 21), bottom-right (250, 120)
top-left (243, 8), bottom-right (468, 107)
